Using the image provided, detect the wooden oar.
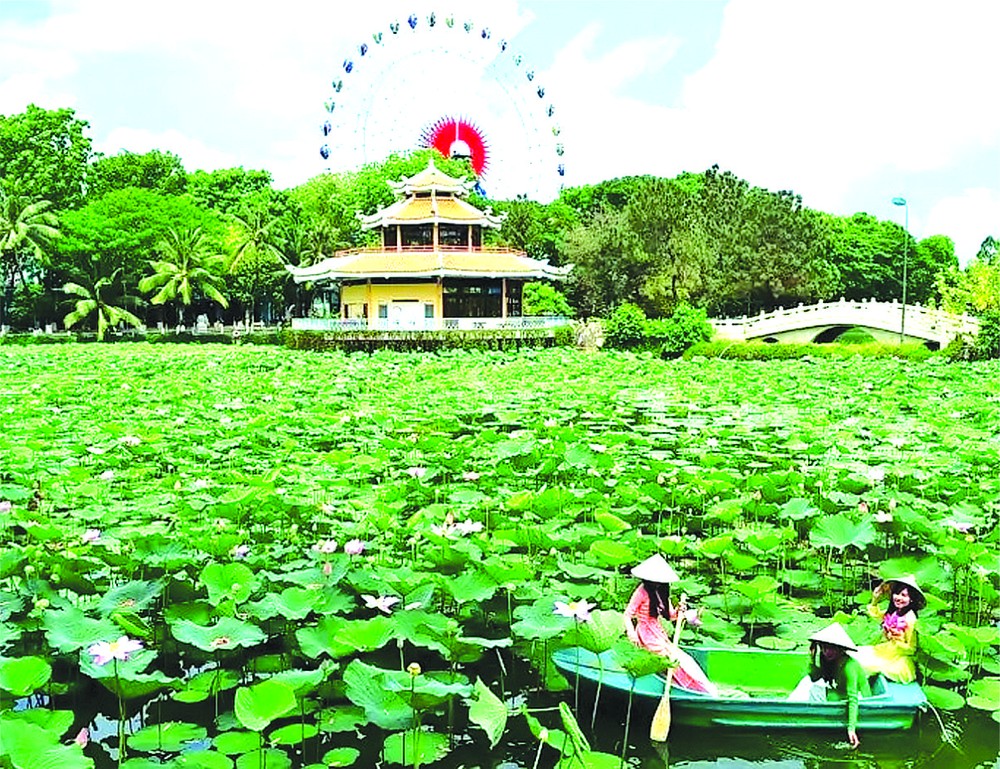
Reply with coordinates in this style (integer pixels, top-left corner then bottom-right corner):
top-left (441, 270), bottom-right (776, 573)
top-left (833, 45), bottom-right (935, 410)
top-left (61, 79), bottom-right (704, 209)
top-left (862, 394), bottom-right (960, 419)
top-left (649, 601), bottom-right (686, 742)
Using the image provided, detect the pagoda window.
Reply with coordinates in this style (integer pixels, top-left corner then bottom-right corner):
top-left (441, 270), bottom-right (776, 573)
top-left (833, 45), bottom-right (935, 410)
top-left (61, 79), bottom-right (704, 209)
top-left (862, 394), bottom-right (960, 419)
top-left (401, 225), bottom-right (433, 247)
top-left (383, 227), bottom-right (397, 248)
top-left (439, 225), bottom-right (467, 247)
top-left (471, 227), bottom-right (482, 247)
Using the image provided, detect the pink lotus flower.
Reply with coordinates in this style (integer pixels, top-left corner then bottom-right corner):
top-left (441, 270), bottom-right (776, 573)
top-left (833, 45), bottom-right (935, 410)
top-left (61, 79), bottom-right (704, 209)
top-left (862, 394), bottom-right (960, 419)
top-left (362, 594), bottom-right (400, 614)
top-left (82, 529), bottom-right (101, 543)
top-left (88, 636), bottom-right (143, 665)
top-left (405, 466), bottom-right (427, 479)
top-left (462, 471), bottom-right (480, 481)
top-left (312, 539), bottom-right (338, 554)
top-left (0, 500), bottom-right (11, 514)
top-left (344, 539), bottom-right (365, 555)
top-left (554, 599), bottom-right (594, 621)
top-left (455, 519), bottom-right (483, 535)
top-left (883, 613), bottom-right (908, 634)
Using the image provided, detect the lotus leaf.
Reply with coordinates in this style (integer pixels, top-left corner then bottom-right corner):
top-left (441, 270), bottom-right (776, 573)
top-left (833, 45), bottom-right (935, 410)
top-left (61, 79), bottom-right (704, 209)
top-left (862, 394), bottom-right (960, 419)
top-left (0, 655), bottom-right (52, 695)
top-left (98, 580), bottom-right (163, 616)
top-left (43, 606), bottom-right (117, 653)
top-left (200, 563), bottom-right (256, 605)
top-left (0, 719), bottom-right (93, 769)
top-left (966, 677), bottom-right (1000, 711)
top-left (173, 668), bottom-right (240, 703)
top-left (443, 569), bottom-right (498, 604)
top-left (174, 750), bottom-right (233, 769)
top-left (319, 747), bottom-right (360, 767)
top-left (213, 730), bottom-right (259, 755)
top-left (468, 677), bottom-right (507, 748)
top-left (169, 617), bottom-right (266, 652)
top-left (234, 748), bottom-right (290, 769)
top-left (342, 660), bottom-right (413, 730)
top-left (296, 616), bottom-right (393, 659)
top-left (923, 685), bottom-right (967, 710)
top-left (382, 729), bottom-right (450, 766)
top-left (810, 514), bottom-right (875, 550)
top-left (587, 539), bottom-right (632, 567)
top-left (317, 706), bottom-right (366, 734)
top-left (268, 723), bottom-right (318, 745)
top-left (234, 679), bottom-right (296, 732)
top-left (128, 721), bottom-right (207, 753)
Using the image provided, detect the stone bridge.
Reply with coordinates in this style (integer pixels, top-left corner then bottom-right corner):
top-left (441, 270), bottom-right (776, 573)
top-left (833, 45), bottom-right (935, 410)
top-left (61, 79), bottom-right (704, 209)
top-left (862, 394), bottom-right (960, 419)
top-left (710, 299), bottom-right (981, 348)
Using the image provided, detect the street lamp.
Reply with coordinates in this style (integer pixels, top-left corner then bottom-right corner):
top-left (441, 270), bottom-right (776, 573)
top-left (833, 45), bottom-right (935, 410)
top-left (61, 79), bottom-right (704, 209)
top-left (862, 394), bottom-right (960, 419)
top-left (892, 197), bottom-right (908, 344)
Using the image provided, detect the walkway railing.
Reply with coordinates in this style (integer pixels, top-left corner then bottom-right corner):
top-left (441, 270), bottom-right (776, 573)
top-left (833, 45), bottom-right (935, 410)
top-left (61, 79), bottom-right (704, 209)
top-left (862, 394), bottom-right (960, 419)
top-left (290, 316), bottom-right (570, 332)
top-left (711, 298), bottom-right (980, 345)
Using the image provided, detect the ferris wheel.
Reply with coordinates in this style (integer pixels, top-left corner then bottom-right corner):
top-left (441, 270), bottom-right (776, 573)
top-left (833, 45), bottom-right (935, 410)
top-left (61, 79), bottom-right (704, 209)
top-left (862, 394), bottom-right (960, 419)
top-left (319, 11), bottom-right (565, 201)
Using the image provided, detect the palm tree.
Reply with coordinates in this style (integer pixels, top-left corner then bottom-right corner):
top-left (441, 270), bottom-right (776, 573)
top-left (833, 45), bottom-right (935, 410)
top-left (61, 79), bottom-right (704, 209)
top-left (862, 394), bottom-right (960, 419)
top-left (0, 189), bottom-right (60, 326)
top-left (138, 227), bottom-right (229, 326)
top-left (227, 207), bottom-right (286, 325)
top-left (62, 268), bottom-right (143, 340)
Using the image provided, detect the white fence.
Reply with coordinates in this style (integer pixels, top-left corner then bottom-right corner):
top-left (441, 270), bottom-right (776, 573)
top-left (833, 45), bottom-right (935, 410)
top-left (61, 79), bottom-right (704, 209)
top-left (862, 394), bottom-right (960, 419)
top-left (290, 316), bottom-right (571, 332)
top-left (711, 298), bottom-right (980, 346)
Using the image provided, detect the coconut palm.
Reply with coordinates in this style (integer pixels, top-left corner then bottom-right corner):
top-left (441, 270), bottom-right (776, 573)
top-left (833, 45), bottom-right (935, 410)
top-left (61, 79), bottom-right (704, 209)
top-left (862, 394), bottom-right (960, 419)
top-left (1, 189), bottom-right (60, 325)
top-left (62, 268), bottom-right (143, 340)
top-left (227, 207), bottom-right (287, 325)
top-left (138, 226), bottom-right (229, 325)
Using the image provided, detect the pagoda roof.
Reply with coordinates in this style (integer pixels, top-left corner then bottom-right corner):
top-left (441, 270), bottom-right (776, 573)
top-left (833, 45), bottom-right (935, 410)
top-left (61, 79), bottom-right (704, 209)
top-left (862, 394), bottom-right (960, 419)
top-left (359, 195), bottom-right (505, 229)
top-left (287, 248), bottom-right (572, 283)
top-left (388, 157), bottom-right (476, 197)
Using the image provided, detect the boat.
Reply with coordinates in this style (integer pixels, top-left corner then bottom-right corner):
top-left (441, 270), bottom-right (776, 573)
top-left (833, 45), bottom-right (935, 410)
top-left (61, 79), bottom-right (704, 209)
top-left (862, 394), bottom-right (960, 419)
top-left (552, 646), bottom-right (927, 731)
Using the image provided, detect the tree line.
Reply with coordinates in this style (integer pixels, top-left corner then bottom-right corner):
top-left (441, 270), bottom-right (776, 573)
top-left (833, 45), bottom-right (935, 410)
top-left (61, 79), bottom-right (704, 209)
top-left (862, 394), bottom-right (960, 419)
top-left (1, 105), bottom-right (996, 336)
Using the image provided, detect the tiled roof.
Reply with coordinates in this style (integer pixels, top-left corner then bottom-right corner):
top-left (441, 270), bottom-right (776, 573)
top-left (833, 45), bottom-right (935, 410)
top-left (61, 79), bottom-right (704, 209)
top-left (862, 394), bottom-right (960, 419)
top-left (361, 196), bottom-right (503, 227)
top-left (287, 248), bottom-right (572, 282)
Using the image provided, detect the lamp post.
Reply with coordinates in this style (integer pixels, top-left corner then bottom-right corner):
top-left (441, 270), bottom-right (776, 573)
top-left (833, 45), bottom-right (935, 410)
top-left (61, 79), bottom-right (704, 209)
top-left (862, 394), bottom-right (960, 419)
top-left (892, 197), bottom-right (908, 344)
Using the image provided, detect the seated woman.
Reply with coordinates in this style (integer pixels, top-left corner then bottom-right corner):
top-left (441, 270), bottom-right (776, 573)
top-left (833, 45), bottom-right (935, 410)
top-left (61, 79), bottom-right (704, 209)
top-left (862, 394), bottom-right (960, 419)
top-left (622, 554), bottom-right (718, 696)
top-left (789, 623), bottom-right (870, 748)
top-left (853, 575), bottom-right (924, 684)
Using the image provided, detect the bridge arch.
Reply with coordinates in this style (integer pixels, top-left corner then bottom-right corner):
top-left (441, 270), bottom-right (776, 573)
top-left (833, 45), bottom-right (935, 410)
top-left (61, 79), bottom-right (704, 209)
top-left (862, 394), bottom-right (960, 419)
top-left (709, 299), bottom-right (979, 348)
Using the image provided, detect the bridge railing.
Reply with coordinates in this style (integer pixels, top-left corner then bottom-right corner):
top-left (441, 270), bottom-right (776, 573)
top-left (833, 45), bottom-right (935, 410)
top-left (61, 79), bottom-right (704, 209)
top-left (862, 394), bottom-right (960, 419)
top-left (711, 298), bottom-right (980, 342)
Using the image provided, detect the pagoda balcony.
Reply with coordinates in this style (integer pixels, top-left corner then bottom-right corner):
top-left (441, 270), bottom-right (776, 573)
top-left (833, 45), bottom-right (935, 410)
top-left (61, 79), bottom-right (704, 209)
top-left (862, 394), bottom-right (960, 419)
top-left (329, 244), bottom-right (527, 258)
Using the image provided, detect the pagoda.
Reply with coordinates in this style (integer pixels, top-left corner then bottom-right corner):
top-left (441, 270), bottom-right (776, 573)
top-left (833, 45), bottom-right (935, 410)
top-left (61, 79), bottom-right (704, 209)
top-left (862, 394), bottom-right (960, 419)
top-left (287, 159), bottom-right (570, 330)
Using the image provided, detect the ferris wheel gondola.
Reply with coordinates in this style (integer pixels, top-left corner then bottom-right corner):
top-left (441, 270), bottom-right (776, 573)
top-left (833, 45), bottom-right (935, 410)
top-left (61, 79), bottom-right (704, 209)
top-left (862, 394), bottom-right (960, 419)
top-left (319, 11), bottom-right (565, 201)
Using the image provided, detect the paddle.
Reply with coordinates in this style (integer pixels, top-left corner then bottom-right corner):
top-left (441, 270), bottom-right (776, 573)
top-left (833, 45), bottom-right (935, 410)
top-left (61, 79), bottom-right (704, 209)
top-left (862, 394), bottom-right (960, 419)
top-left (649, 598), bottom-right (686, 742)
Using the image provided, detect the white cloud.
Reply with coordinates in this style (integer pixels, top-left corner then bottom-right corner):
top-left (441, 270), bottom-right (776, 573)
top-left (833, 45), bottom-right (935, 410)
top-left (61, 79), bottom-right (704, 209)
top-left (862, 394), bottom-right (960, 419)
top-left (925, 188), bottom-right (1000, 266)
top-left (97, 127), bottom-right (238, 173)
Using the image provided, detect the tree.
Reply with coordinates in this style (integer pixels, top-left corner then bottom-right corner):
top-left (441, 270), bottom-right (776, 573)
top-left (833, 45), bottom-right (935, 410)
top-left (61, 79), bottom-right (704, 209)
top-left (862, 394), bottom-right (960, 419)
top-left (560, 205), bottom-right (642, 317)
top-left (0, 190), bottom-right (60, 326)
top-left (0, 105), bottom-right (92, 209)
top-left (522, 282), bottom-right (572, 317)
top-left (187, 167), bottom-right (275, 216)
top-left (87, 150), bottom-right (188, 199)
top-left (62, 269), bottom-right (143, 340)
top-left (226, 198), bottom-right (288, 324)
top-left (138, 227), bottom-right (229, 325)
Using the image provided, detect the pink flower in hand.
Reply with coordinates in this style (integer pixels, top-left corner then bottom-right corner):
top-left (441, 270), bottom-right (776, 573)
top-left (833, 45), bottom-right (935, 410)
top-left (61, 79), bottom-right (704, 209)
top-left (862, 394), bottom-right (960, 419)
top-left (73, 728), bottom-right (89, 747)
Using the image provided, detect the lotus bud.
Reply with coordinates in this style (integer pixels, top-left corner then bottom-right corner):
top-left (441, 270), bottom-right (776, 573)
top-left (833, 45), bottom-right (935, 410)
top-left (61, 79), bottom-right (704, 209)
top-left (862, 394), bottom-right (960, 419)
top-left (407, 662), bottom-right (421, 677)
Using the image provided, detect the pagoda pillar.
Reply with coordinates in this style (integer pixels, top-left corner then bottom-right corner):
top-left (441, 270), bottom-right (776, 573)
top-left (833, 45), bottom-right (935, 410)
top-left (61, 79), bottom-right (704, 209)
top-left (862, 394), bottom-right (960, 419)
top-left (502, 279), bottom-right (508, 319)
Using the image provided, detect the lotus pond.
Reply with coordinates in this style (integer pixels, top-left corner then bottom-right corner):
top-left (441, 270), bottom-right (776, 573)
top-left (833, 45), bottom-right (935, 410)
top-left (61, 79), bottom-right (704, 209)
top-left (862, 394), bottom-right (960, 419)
top-left (0, 344), bottom-right (998, 769)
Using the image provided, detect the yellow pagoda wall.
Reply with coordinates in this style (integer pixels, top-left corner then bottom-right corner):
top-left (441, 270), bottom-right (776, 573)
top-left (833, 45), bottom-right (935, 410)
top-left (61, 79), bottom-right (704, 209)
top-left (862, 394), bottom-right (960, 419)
top-left (341, 282), bottom-right (443, 328)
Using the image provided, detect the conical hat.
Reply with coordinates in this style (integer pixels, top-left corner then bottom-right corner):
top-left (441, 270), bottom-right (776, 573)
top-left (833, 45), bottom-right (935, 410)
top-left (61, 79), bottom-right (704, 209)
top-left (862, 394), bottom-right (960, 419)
top-left (630, 554), bottom-right (679, 584)
top-left (809, 623), bottom-right (858, 651)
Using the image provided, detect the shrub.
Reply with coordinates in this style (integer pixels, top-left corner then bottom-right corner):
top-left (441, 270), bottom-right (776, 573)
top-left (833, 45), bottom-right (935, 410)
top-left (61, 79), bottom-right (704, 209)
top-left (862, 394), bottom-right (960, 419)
top-left (975, 311), bottom-right (1000, 359)
top-left (522, 282), bottom-right (573, 317)
top-left (283, 327), bottom-right (569, 353)
top-left (647, 304), bottom-right (714, 358)
top-left (684, 340), bottom-right (936, 361)
top-left (603, 303), bottom-right (646, 349)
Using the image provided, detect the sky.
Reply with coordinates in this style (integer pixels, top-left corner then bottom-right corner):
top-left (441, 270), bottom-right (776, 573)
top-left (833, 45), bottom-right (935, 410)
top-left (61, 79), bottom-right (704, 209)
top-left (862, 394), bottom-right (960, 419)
top-left (1, 0), bottom-right (998, 266)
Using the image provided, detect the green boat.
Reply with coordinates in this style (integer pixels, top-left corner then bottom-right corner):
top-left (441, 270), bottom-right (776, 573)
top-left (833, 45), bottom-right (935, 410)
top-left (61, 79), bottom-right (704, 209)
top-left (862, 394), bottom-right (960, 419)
top-left (552, 647), bottom-right (927, 731)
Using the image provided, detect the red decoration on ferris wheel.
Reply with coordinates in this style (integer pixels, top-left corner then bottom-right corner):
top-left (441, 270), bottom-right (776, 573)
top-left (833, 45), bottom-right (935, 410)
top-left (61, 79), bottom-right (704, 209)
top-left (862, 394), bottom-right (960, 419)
top-left (420, 117), bottom-right (490, 177)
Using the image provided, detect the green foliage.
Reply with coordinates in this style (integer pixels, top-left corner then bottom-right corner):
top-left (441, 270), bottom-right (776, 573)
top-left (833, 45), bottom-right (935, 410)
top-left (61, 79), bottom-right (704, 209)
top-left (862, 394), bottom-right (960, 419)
top-left (0, 104), bottom-right (93, 209)
top-left (685, 340), bottom-right (937, 361)
top-left (647, 304), bottom-right (714, 357)
top-left (284, 327), bottom-right (568, 353)
top-left (522, 282), bottom-right (572, 317)
top-left (603, 303), bottom-right (646, 349)
top-left (88, 149), bottom-right (188, 198)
